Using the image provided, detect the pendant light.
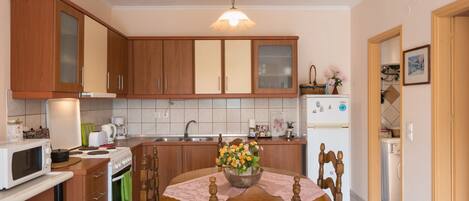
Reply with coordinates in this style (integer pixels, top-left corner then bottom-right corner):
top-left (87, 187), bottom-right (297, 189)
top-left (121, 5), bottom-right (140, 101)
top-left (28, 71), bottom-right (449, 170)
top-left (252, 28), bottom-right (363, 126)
top-left (211, 0), bottom-right (255, 32)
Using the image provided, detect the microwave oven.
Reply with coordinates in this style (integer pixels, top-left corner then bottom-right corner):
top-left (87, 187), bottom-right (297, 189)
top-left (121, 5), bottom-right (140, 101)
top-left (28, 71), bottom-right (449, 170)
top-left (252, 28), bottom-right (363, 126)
top-left (0, 139), bottom-right (52, 190)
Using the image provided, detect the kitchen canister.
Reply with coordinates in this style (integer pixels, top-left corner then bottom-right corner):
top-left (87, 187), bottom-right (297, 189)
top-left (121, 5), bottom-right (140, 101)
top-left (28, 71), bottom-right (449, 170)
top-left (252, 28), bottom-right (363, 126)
top-left (7, 119), bottom-right (24, 142)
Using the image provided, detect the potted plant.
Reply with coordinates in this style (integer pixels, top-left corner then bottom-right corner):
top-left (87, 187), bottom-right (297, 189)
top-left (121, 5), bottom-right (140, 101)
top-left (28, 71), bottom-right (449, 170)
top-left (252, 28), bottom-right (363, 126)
top-left (216, 141), bottom-right (262, 188)
top-left (324, 66), bottom-right (346, 94)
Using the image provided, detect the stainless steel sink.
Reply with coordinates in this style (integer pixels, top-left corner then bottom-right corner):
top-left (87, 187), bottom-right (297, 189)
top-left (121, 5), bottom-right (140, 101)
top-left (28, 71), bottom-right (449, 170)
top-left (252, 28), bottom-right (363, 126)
top-left (154, 137), bottom-right (214, 142)
top-left (183, 137), bottom-right (214, 142)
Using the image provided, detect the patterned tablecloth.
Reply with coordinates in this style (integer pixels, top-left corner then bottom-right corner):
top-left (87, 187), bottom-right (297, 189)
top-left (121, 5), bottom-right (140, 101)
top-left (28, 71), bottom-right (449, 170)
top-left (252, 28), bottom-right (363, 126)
top-left (163, 170), bottom-right (326, 201)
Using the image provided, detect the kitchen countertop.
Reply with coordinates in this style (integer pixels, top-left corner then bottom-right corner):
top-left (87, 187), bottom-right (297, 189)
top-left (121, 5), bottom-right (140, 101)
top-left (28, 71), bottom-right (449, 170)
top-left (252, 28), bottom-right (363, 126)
top-left (0, 171), bottom-right (73, 201)
top-left (115, 136), bottom-right (307, 148)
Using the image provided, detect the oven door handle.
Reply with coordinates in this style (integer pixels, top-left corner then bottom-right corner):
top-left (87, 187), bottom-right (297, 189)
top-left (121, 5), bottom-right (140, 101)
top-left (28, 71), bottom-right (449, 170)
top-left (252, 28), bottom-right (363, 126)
top-left (112, 169), bottom-right (131, 182)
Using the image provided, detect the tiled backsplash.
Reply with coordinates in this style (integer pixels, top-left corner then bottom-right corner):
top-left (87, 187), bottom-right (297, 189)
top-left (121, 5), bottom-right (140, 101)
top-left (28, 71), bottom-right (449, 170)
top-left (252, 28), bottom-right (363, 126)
top-left (112, 98), bottom-right (299, 137)
top-left (7, 90), bottom-right (113, 130)
top-left (381, 80), bottom-right (400, 129)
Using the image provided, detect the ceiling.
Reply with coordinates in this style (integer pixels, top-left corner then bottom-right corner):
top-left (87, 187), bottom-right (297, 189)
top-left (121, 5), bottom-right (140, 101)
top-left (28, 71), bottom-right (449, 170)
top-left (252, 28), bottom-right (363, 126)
top-left (105, 0), bottom-right (361, 7)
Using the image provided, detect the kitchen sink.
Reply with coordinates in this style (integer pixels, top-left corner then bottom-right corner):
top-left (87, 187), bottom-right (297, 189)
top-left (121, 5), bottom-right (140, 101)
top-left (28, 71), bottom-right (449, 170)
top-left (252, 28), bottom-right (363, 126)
top-left (183, 137), bottom-right (214, 142)
top-left (154, 137), bottom-right (214, 142)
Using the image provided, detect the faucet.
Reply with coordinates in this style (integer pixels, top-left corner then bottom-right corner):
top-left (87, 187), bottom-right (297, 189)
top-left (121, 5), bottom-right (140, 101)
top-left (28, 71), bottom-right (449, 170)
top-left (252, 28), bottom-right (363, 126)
top-left (184, 120), bottom-right (197, 139)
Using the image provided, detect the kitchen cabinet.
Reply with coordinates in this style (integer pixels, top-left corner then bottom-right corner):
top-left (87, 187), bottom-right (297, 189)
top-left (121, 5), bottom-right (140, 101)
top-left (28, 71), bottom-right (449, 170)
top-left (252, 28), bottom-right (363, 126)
top-left (132, 40), bottom-right (164, 95)
top-left (131, 145), bottom-right (143, 201)
top-left (83, 15), bottom-right (108, 93)
top-left (108, 30), bottom-right (128, 95)
top-left (258, 144), bottom-right (305, 175)
top-left (163, 40), bottom-right (194, 95)
top-left (145, 145), bottom-right (183, 196)
top-left (252, 40), bottom-right (298, 95)
top-left (224, 40), bottom-right (252, 94)
top-left (195, 40), bottom-right (222, 94)
top-left (182, 145), bottom-right (218, 172)
top-left (27, 188), bottom-right (55, 201)
top-left (11, 0), bottom-right (84, 98)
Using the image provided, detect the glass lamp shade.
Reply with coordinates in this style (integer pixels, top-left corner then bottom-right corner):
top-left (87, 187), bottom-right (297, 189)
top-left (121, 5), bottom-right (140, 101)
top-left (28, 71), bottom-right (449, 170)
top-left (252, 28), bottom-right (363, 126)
top-left (211, 8), bottom-right (255, 32)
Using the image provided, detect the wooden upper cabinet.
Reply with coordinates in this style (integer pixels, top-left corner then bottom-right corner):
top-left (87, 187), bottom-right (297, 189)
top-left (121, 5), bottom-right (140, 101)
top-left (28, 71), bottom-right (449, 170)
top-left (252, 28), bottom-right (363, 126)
top-left (252, 40), bottom-right (298, 94)
top-left (108, 30), bottom-right (128, 95)
top-left (83, 16), bottom-right (107, 93)
top-left (195, 40), bottom-right (222, 94)
top-left (11, 0), bottom-right (84, 98)
top-left (132, 40), bottom-right (164, 95)
top-left (224, 40), bottom-right (252, 94)
top-left (163, 40), bottom-right (194, 95)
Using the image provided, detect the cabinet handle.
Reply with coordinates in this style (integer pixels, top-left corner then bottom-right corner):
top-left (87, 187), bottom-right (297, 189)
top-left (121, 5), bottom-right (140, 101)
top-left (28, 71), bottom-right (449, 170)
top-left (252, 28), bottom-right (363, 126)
top-left (121, 75), bottom-right (124, 90)
top-left (218, 76), bottom-right (221, 91)
top-left (93, 171), bottom-right (104, 179)
top-left (132, 155), bottom-right (136, 173)
top-left (92, 192), bottom-right (105, 200)
top-left (225, 76), bottom-right (228, 92)
top-left (81, 67), bottom-right (84, 87)
top-left (164, 78), bottom-right (168, 93)
top-left (107, 72), bottom-right (110, 90)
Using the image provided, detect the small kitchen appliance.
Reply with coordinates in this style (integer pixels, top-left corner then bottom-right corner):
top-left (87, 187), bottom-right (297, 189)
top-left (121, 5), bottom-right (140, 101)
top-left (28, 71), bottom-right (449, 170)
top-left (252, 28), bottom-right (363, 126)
top-left (301, 95), bottom-right (351, 201)
top-left (7, 119), bottom-right (24, 142)
top-left (88, 131), bottom-right (107, 147)
top-left (111, 116), bottom-right (128, 139)
top-left (0, 139), bottom-right (52, 190)
top-left (101, 124), bottom-right (117, 144)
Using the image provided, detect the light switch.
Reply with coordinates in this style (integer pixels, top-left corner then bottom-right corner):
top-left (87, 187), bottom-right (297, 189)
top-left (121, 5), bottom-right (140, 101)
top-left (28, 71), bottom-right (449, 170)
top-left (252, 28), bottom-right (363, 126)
top-left (407, 122), bottom-right (414, 142)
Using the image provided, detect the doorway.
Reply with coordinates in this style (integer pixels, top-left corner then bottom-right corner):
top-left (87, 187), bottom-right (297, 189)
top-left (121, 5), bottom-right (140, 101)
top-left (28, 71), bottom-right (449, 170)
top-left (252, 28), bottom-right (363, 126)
top-left (367, 26), bottom-right (403, 201)
top-left (432, 2), bottom-right (469, 201)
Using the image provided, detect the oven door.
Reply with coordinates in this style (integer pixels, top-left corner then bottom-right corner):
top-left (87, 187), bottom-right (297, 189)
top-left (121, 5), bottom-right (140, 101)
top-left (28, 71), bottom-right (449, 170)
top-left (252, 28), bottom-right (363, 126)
top-left (111, 165), bottom-right (132, 201)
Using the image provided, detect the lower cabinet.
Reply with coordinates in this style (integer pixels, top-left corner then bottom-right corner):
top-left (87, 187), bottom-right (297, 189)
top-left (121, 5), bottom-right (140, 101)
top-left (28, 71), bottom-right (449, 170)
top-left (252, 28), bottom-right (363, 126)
top-left (258, 144), bottom-right (306, 175)
top-left (182, 145), bottom-right (219, 172)
top-left (26, 188), bottom-right (55, 201)
top-left (131, 145), bottom-right (143, 201)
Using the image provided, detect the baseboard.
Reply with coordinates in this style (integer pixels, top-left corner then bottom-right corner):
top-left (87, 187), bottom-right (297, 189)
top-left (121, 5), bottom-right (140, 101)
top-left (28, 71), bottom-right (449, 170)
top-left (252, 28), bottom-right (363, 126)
top-left (350, 190), bottom-right (366, 201)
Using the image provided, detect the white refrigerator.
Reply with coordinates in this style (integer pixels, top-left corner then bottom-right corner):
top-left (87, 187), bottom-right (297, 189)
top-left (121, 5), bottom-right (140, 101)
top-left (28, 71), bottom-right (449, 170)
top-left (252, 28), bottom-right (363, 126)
top-left (381, 138), bottom-right (401, 201)
top-left (301, 95), bottom-right (351, 201)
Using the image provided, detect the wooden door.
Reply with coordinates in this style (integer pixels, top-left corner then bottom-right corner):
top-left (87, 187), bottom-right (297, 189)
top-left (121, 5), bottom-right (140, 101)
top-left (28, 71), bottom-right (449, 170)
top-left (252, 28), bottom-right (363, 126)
top-left (132, 40), bottom-right (163, 95)
top-left (131, 145), bottom-right (143, 201)
top-left (83, 16), bottom-right (107, 93)
top-left (54, 0), bottom-right (84, 92)
top-left (147, 145), bottom-right (183, 195)
top-left (118, 35), bottom-right (128, 95)
top-left (163, 40), bottom-right (194, 95)
top-left (258, 144), bottom-right (304, 175)
top-left (224, 40), bottom-right (252, 94)
top-left (195, 40), bottom-right (222, 94)
top-left (182, 145), bottom-right (218, 172)
top-left (108, 30), bottom-right (128, 94)
top-left (252, 40), bottom-right (298, 94)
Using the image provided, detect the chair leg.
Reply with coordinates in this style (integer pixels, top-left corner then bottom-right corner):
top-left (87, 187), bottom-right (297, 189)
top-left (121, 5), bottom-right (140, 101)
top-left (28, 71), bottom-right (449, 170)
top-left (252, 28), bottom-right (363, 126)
top-left (291, 176), bottom-right (301, 201)
top-left (209, 176), bottom-right (218, 201)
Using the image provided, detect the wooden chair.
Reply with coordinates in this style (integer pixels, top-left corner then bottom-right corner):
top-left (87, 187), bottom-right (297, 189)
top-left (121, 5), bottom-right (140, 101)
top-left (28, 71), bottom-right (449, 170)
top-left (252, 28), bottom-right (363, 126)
top-left (317, 143), bottom-right (344, 201)
top-left (140, 146), bottom-right (160, 201)
top-left (208, 176), bottom-right (302, 201)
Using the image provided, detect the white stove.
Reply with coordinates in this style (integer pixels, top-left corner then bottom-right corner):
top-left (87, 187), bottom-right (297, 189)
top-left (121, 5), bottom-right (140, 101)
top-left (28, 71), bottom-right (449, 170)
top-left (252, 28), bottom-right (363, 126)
top-left (71, 146), bottom-right (132, 201)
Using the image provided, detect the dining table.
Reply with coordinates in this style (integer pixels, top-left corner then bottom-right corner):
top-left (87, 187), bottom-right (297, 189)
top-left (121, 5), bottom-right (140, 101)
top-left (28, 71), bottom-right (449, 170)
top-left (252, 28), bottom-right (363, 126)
top-left (160, 167), bottom-right (331, 201)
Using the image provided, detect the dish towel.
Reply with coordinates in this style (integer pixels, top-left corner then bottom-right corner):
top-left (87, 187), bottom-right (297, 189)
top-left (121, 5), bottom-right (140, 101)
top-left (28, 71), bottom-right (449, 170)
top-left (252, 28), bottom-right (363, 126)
top-left (120, 171), bottom-right (133, 201)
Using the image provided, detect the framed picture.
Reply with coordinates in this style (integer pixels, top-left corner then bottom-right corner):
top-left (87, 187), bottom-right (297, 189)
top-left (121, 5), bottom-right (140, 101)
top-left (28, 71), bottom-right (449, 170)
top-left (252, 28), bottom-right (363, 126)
top-left (270, 111), bottom-right (285, 137)
top-left (403, 45), bottom-right (431, 85)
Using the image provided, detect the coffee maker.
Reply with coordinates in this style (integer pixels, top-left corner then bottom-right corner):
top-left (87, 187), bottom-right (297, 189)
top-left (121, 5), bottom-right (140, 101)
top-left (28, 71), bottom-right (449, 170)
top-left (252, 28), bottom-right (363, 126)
top-left (111, 116), bottom-right (128, 139)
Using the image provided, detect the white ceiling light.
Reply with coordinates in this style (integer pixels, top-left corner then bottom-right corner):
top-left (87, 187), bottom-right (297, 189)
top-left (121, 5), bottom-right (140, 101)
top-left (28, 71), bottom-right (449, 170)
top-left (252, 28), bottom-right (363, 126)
top-left (211, 0), bottom-right (255, 32)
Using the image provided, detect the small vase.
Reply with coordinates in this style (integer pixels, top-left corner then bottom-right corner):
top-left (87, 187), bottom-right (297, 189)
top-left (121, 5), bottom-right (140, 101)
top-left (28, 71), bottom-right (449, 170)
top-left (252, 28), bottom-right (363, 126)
top-left (332, 86), bottom-right (339, 94)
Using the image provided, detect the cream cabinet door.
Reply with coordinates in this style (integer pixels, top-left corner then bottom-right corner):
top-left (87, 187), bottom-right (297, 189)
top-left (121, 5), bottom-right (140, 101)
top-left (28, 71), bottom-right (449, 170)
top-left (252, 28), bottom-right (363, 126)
top-left (195, 40), bottom-right (222, 94)
top-left (225, 40), bottom-right (252, 93)
top-left (83, 16), bottom-right (107, 93)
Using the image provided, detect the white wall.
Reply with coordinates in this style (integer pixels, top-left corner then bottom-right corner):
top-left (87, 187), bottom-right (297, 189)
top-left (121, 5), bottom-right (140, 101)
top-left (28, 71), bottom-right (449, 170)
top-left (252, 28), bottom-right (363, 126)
top-left (351, 0), bottom-right (455, 200)
top-left (0, 0), bottom-right (10, 141)
top-left (111, 6), bottom-right (352, 94)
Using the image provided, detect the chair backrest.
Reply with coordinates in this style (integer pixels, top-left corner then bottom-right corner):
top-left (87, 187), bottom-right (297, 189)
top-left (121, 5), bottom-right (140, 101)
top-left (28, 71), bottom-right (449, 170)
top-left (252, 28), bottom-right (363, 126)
top-left (317, 143), bottom-right (344, 201)
top-left (140, 146), bottom-right (160, 201)
top-left (208, 176), bottom-right (302, 201)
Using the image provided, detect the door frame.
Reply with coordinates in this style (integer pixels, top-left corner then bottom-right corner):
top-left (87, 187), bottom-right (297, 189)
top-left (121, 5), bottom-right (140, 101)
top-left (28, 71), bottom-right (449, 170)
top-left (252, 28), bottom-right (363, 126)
top-left (432, 1), bottom-right (469, 201)
top-left (367, 26), bottom-right (403, 201)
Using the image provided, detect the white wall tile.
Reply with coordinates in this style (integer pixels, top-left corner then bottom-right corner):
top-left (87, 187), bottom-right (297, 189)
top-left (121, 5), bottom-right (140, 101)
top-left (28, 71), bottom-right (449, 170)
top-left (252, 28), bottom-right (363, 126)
top-left (240, 109), bottom-right (255, 123)
top-left (213, 109), bottom-right (226, 123)
top-left (240, 123), bottom-right (249, 134)
top-left (7, 97), bottom-right (25, 116)
top-left (283, 108), bottom-right (298, 122)
top-left (156, 99), bottom-right (170, 108)
top-left (156, 109), bottom-right (170, 123)
top-left (113, 99), bottom-right (127, 109)
top-left (283, 98), bottom-right (297, 108)
top-left (255, 109), bottom-right (269, 122)
top-left (170, 109), bottom-right (185, 123)
top-left (128, 99), bottom-right (142, 109)
top-left (198, 109), bottom-right (213, 122)
top-left (25, 114), bottom-right (41, 129)
top-left (268, 98), bottom-right (283, 109)
top-left (40, 114), bottom-right (47, 127)
top-left (198, 123), bottom-right (212, 135)
top-left (141, 109), bottom-right (156, 123)
top-left (198, 99), bottom-right (212, 108)
top-left (241, 98), bottom-right (254, 108)
top-left (213, 99), bottom-right (226, 108)
top-left (170, 100), bottom-right (185, 109)
top-left (255, 98), bottom-right (269, 108)
top-left (227, 123), bottom-right (241, 134)
top-left (213, 123), bottom-right (226, 134)
top-left (170, 123), bottom-right (184, 135)
top-left (141, 123), bottom-right (156, 135)
top-left (185, 100), bottom-right (198, 108)
top-left (226, 109), bottom-right (240, 123)
top-left (112, 109), bottom-right (127, 118)
top-left (184, 109), bottom-right (198, 122)
top-left (156, 123), bottom-right (170, 135)
top-left (141, 99), bottom-right (156, 109)
top-left (227, 99), bottom-right (241, 109)
top-left (128, 109), bottom-right (142, 123)
top-left (128, 123), bottom-right (142, 135)
top-left (25, 100), bottom-right (43, 115)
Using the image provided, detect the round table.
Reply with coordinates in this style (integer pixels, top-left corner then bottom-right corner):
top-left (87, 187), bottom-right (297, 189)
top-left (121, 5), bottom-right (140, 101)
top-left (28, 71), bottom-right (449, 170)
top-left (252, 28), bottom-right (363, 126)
top-left (161, 167), bottom-right (331, 201)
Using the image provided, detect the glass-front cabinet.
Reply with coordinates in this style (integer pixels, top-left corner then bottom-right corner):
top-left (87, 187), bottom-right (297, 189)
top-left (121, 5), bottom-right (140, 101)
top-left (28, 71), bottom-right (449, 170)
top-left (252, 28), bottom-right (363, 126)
top-left (55, 1), bottom-right (84, 92)
top-left (253, 40), bottom-right (298, 94)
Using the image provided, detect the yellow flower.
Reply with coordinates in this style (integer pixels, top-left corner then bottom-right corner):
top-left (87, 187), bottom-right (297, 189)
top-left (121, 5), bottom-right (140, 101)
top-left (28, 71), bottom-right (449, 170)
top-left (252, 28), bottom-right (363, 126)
top-left (240, 159), bottom-right (245, 164)
top-left (250, 141), bottom-right (257, 145)
top-left (246, 156), bottom-right (252, 161)
top-left (239, 143), bottom-right (244, 147)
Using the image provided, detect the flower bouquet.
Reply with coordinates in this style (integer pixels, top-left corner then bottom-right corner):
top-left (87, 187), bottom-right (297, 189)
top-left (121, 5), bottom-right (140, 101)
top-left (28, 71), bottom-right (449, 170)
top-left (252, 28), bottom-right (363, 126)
top-left (324, 66), bottom-right (346, 94)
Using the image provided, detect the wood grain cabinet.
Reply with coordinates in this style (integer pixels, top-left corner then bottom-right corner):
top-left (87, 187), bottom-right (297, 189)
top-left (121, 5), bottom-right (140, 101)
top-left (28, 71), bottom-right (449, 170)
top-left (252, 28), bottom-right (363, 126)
top-left (131, 145), bottom-right (143, 201)
top-left (163, 40), bottom-right (194, 95)
top-left (145, 145), bottom-right (183, 195)
top-left (182, 145), bottom-right (218, 172)
top-left (195, 40), bottom-right (223, 94)
top-left (11, 0), bottom-right (84, 98)
top-left (258, 144), bottom-right (305, 175)
top-left (252, 40), bottom-right (298, 95)
top-left (224, 40), bottom-right (252, 94)
top-left (132, 40), bottom-right (164, 95)
top-left (108, 30), bottom-right (128, 95)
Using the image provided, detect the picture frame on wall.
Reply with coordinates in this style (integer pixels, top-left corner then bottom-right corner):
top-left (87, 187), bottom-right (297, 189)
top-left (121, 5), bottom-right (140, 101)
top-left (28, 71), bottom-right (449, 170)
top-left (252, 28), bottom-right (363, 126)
top-left (403, 45), bottom-right (431, 85)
